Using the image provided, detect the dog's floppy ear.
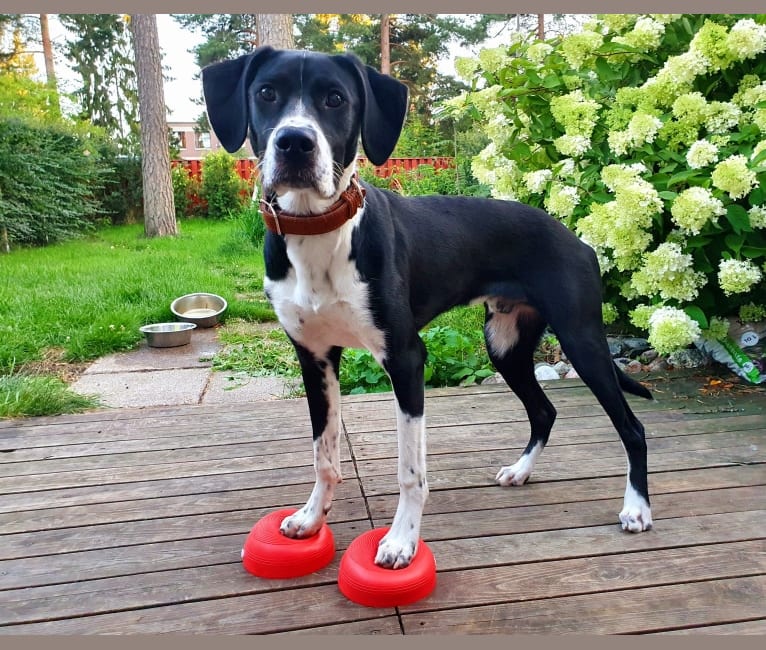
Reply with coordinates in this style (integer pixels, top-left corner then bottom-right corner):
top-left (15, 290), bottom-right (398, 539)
top-left (201, 47), bottom-right (275, 153)
top-left (342, 57), bottom-right (408, 166)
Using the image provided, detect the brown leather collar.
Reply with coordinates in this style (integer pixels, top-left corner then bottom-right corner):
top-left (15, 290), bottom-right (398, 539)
top-left (259, 177), bottom-right (366, 236)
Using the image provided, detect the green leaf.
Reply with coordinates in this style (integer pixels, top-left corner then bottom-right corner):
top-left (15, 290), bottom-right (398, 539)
top-left (666, 169), bottom-right (701, 187)
top-left (684, 305), bottom-right (708, 330)
top-left (658, 191), bottom-right (678, 200)
top-left (541, 74), bottom-right (562, 89)
top-left (725, 233), bottom-right (746, 254)
top-left (725, 204), bottom-right (752, 235)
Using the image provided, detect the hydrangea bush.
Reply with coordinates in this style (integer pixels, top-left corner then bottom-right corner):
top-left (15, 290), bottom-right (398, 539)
top-left (447, 14), bottom-right (766, 354)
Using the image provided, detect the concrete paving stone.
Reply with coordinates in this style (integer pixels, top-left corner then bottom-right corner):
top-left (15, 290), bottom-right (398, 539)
top-left (72, 368), bottom-right (210, 409)
top-left (202, 372), bottom-right (299, 404)
top-left (84, 327), bottom-right (220, 374)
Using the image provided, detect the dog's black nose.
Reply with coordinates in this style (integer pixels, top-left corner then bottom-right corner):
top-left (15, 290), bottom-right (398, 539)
top-left (274, 127), bottom-right (316, 155)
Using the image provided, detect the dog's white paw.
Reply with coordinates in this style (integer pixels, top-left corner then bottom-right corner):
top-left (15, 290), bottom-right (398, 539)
top-left (280, 507), bottom-right (324, 539)
top-left (619, 504), bottom-right (653, 532)
top-left (375, 531), bottom-right (418, 569)
top-left (619, 485), bottom-right (653, 532)
top-left (496, 457), bottom-right (534, 486)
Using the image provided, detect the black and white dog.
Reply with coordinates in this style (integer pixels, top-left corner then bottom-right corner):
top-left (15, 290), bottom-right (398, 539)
top-left (202, 47), bottom-right (653, 570)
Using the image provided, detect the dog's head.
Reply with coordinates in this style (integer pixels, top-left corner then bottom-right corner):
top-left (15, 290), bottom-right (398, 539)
top-left (202, 47), bottom-right (408, 208)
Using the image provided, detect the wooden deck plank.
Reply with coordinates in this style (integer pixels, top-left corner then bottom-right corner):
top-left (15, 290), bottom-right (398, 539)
top-left (426, 510), bottom-right (766, 573)
top-left (0, 373), bottom-right (763, 634)
top-left (0, 582), bottom-right (397, 635)
top-left (399, 540), bottom-right (766, 613)
top-left (0, 518), bottom-right (372, 591)
top-left (657, 619), bottom-right (766, 634)
top-left (368, 465), bottom-right (766, 518)
top-left (401, 575), bottom-right (766, 634)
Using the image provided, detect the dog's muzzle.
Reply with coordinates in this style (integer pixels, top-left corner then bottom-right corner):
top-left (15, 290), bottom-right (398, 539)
top-left (274, 126), bottom-right (317, 159)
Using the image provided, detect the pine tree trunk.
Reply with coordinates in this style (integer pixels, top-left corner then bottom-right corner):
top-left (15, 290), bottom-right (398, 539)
top-left (256, 14), bottom-right (294, 49)
top-left (129, 14), bottom-right (177, 238)
top-left (39, 14), bottom-right (61, 116)
top-left (380, 14), bottom-right (391, 75)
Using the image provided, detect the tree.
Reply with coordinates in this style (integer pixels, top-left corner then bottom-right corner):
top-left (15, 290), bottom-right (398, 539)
top-left (60, 13), bottom-right (139, 152)
top-left (129, 14), bottom-right (177, 237)
top-left (38, 14), bottom-right (59, 115)
top-left (257, 14), bottom-right (294, 48)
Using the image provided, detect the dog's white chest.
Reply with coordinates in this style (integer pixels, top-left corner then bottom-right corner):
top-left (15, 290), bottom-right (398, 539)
top-left (264, 221), bottom-right (385, 357)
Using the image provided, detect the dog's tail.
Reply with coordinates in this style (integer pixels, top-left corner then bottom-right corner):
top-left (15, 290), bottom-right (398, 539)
top-left (616, 364), bottom-right (653, 400)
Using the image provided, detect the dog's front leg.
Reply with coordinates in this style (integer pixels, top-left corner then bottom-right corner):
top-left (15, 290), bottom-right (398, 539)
top-left (280, 343), bottom-right (343, 539)
top-left (375, 335), bottom-right (429, 569)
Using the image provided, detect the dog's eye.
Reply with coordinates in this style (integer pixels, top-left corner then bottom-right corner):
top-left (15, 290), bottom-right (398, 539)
top-left (259, 86), bottom-right (277, 102)
top-left (325, 91), bottom-right (344, 108)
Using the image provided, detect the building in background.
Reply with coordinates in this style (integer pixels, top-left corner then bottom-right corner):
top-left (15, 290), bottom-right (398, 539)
top-left (168, 121), bottom-right (255, 160)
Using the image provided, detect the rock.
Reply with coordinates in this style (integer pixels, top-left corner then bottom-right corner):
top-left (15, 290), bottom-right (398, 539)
top-left (667, 348), bottom-right (710, 369)
top-left (535, 364), bottom-right (560, 381)
top-left (565, 368), bottom-right (579, 379)
top-left (625, 360), bottom-right (644, 374)
top-left (648, 358), bottom-right (669, 372)
top-left (607, 337), bottom-right (623, 357)
top-left (622, 337), bottom-right (651, 358)
top-left (613, 357), bottom-right (630, 371)
top-left (640, 349), bottom-right (659, 363)
top-left (553, 361), bottom-right (571, 376)
top-left (481, 372), bottom-right (505, 385)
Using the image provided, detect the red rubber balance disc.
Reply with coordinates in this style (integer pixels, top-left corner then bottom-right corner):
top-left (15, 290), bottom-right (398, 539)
top-left (338, 528), bottom-right (436, 608)
top-left (241, 508), bottom-right (335, 579)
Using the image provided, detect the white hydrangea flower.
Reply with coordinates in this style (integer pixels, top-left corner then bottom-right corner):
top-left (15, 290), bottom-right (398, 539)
top-left (544, 183), bottom-right (580, 218)
top-left (608, 130), bottom-right (631, 156)
top-left (670, 186), bottom-right (726, 234)
top-left (523, 169), bottom-right (553, 194)
top-left (647, 306), bottom-right (702, 355)
top-left (686, 139), bottom-right (719, 168)
top-left (554, 134), bottom-right (591, 158)
top-left (627, 112), bottom-right (663, 145)
top-left (749, 205), bottom-right (766, 229)
top-left (630, 242), bottom-right (706, 301)
top-left (614, 17), bottom-right (665, 51)
top-left (555, 158), bottom-right (576, 178)
top-left (712, 154), bottom-right (757, 200)
top-left (527, 42), bottom-right (553, 63)
top-left (705, 101), bottom-right (741, 134)
top-left (718, 259), bottom-right (763, 296)
top-left (727, 18), bottom-right (766, 60)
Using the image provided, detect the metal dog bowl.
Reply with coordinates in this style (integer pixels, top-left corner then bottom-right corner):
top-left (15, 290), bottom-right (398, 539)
top-left (170, 292), bottom-right (228, 328)
top-left (140, 322), bottom-right (197, 348)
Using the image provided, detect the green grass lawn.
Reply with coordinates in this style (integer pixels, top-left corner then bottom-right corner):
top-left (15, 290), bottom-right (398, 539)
top-left (0, 219), bottom-right (274, 373)
top-left (0, 216), bottom-right (494, 417)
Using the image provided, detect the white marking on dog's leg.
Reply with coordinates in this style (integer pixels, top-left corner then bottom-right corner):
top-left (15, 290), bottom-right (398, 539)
top-left (281, 364), bottom-right (342, 538)
top-left (619, 471), bottom-right (653, 532)
top-left (375, 406), bottom-right (428, 569)
top-left (496, 440), bottom-right (543, 486)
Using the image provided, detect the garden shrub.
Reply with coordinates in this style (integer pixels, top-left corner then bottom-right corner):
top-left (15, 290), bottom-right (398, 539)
top-left (0, 117), bottom-right (110, 247)
top-left (171, 163), bottom-right (200, 218)
top-left (199, 149), bottom-right (249, 219)
top-left (97, 153), bottom-right (143, 225)
top-left (449, 14), bottom-right (766, 354)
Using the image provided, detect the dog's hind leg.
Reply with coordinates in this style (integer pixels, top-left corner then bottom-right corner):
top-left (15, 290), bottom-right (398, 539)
top-left (280, 343), bottom-right (344, 539)
top-left (375, 331), bottom-right (429, 569)
top-left (485, 302), bottom-right (556, 487)
top-left (556, 326), bottom-right (653, 532)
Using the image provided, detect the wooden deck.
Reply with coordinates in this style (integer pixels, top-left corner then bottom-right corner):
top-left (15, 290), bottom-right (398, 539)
top-left (1, 373), bottom-right (765, 634)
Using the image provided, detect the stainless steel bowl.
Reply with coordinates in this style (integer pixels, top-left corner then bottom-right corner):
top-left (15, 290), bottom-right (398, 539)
top-left (170, 292), bottom-right (228, 328)
top-left (140, 322), bottom-right (197, 348)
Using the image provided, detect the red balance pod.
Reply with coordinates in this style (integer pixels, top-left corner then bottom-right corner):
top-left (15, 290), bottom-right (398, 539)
top-left (241, 508), bottom-right (335, 579)
top-left (338, 528), bottom-right (436, 608)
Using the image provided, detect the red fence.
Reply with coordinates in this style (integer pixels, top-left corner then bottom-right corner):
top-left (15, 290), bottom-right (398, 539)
top-left (174, 157), bottom-right (455, 183)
